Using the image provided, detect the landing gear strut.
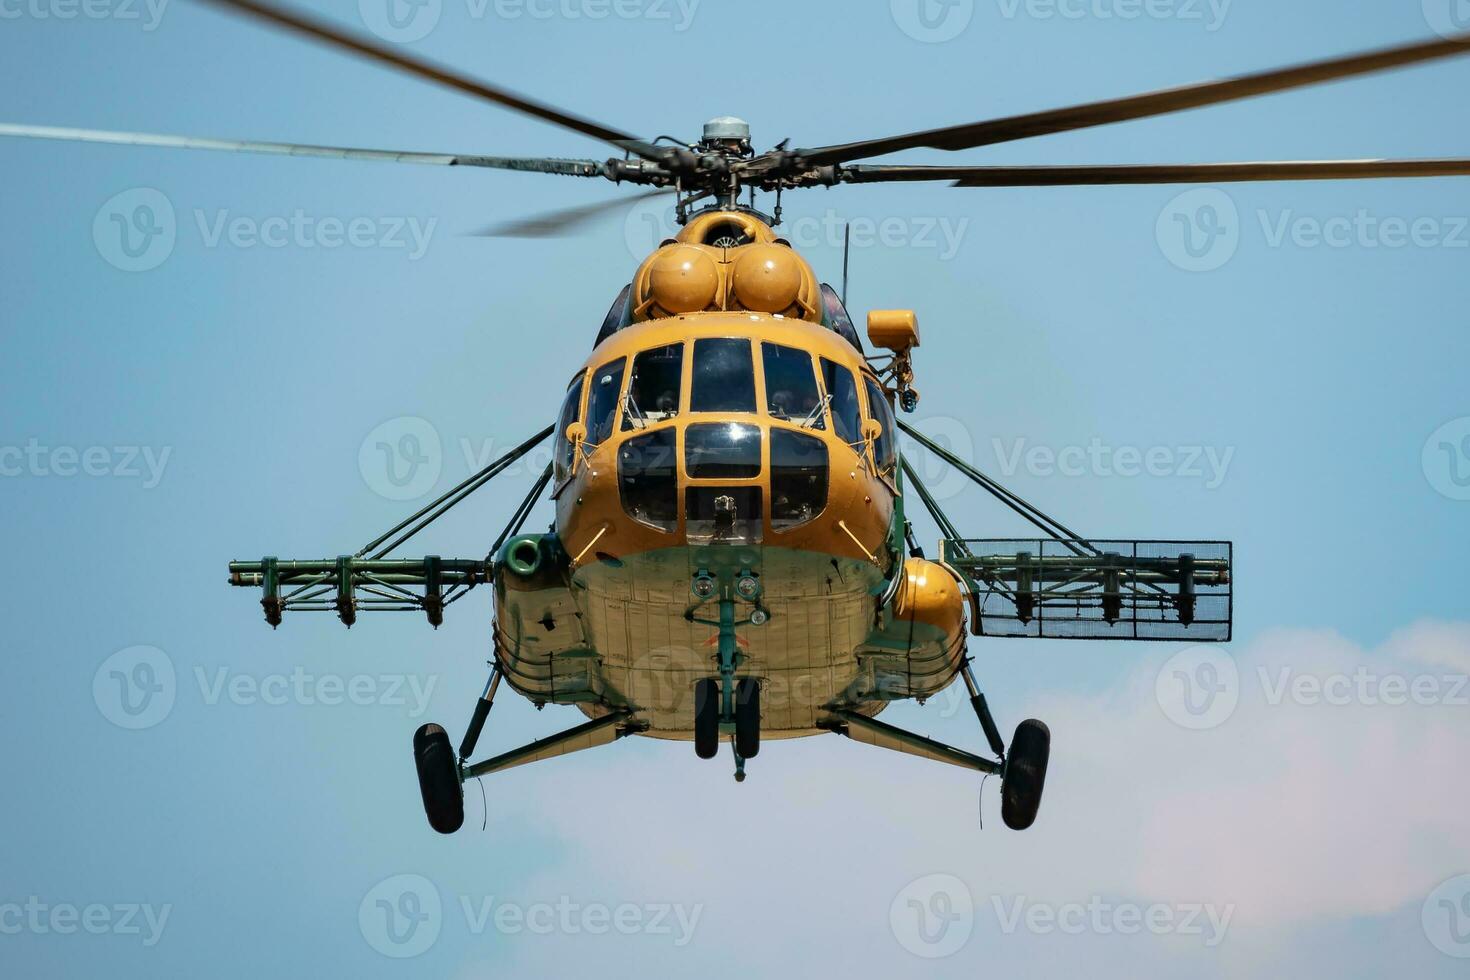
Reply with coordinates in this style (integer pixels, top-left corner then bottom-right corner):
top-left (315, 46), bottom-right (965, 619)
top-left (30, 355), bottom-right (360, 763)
top-left (411, 661), bottom-right (645, 834)
top-left (688, 576), bottom-right (764, 780)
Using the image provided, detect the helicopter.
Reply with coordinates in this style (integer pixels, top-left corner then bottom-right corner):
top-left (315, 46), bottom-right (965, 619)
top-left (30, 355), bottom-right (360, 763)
top-left (11, 0), bottom-right (1468, 834)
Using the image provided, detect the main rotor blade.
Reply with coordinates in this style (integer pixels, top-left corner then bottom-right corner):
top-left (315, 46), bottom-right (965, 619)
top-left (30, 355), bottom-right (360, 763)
top-left (792, 31), bottom-right (1470, 166)
top-left (843, 159), bottom-right (1470, 186)
top-left (192, 0), bottom-right (661, 160)
top-left (467, 188), bottom-right (667, 237)
top-left (0, 122), bottom-right (607, 175)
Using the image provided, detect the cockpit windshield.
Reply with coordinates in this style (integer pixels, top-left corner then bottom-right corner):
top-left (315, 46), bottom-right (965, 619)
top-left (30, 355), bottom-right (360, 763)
top-left (623, 343), bottom-right (683, 431)
top-left (761, 343), bottom-right (824, 428)
top-left (690, 338), bottom-right (756, 413)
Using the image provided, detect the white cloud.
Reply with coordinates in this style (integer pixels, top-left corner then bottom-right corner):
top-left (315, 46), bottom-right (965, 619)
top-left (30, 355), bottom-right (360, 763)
top-left (462, 621), bottom-right (1470, 976)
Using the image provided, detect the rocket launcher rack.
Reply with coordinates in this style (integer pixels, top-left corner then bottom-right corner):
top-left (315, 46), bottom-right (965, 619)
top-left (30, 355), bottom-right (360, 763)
top-left (228, 556), bottom-right (492, 628)
top-left (226, 426), bottom-right (553, 629)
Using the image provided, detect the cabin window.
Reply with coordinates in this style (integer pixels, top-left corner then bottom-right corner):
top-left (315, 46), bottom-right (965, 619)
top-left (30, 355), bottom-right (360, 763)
top-left (690, 338), bottom-right (756, 413)
top-left (761, 343), bottom-right (824, 428)
top-left (770, 429), bottom-right (828, 530)
top-left (586, 357), bottom-right (626, 445)
top-left (685, 486), bottom-right (762, 545)
top-left (863, 376), bottom-right (897, 474)
top-left (553, 372), bottom-right (585, 482)
top-left (623, 343), bottom-right (683, 431)
top-left (820, 358), bottom-right (862, 445)
top-left (618, 430), bottom-right (678, 532)
top-left (686, 422), bottom-right (762, 479)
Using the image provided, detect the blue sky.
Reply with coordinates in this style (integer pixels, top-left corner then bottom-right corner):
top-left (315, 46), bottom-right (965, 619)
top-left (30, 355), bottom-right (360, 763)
top-left (2, 0), bottom-right (1469, 976)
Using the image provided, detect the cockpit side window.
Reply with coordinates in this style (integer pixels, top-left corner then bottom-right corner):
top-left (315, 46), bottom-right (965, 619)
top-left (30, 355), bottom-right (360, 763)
top-left (819, 358), bottom-right (862, 445)
top-left (553, 372), bottom-right (585, 483)
top-left (594, 284), bottom-right (632, 347)
top-left (820, 283), bottom-right (863, 353)
top-left (623, 343), bottom-right (684, 431)
top-left (690, 338), bottom-right (756, 413)
top-left (586, 357), bottom-right (626, 445)
top-left (761, 343), bottom-right (824, 428)
top-left (863, 376), bottom-right (897, 474)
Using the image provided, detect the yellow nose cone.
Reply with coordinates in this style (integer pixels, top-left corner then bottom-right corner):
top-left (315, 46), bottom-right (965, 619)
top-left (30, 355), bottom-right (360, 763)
top-left (647, 245), bottom-right (720, 314)
top-left (731, 243), bottom-right (802, 313)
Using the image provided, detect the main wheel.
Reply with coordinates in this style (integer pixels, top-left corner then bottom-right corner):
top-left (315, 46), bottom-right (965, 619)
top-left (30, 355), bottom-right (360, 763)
top-left (1001, 719), bottom-right (1050, 831)
top-left (413, 723), bottom-right (464, 835)
top-left (734, 677), bottom-right (760, 759)
top-left (694, 678), bottom-right (720, 759)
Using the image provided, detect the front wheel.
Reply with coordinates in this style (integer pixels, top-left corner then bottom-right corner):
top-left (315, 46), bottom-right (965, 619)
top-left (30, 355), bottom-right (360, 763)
top-left (694, 679), bottom-right (720, 759)
top-left (1001, 719), bottom-right (1050, 831)
top-left (414, 723), bottom-right (465, 834)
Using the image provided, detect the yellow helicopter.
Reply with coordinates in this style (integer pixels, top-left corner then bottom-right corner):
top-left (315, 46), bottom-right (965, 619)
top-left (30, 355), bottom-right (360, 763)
top-left (12, 0), bottom-right (1469, 833)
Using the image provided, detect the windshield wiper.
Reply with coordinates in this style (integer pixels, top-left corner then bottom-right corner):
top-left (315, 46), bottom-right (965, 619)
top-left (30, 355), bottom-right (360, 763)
top-left (624, 392), bottom-right (649, 429)
top-left (799, 393), bottom-right (832, 430)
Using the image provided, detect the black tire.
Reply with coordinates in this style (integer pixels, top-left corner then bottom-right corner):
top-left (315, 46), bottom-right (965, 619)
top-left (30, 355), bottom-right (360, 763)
top-left (734, 677), bottom-right (760, 759)
top-left (694, 678), bottom-right (720, 759)
top-left (1001, 719), bottom-right (1050, 831)
top-left (413, 723), bottom-right (464, 835)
